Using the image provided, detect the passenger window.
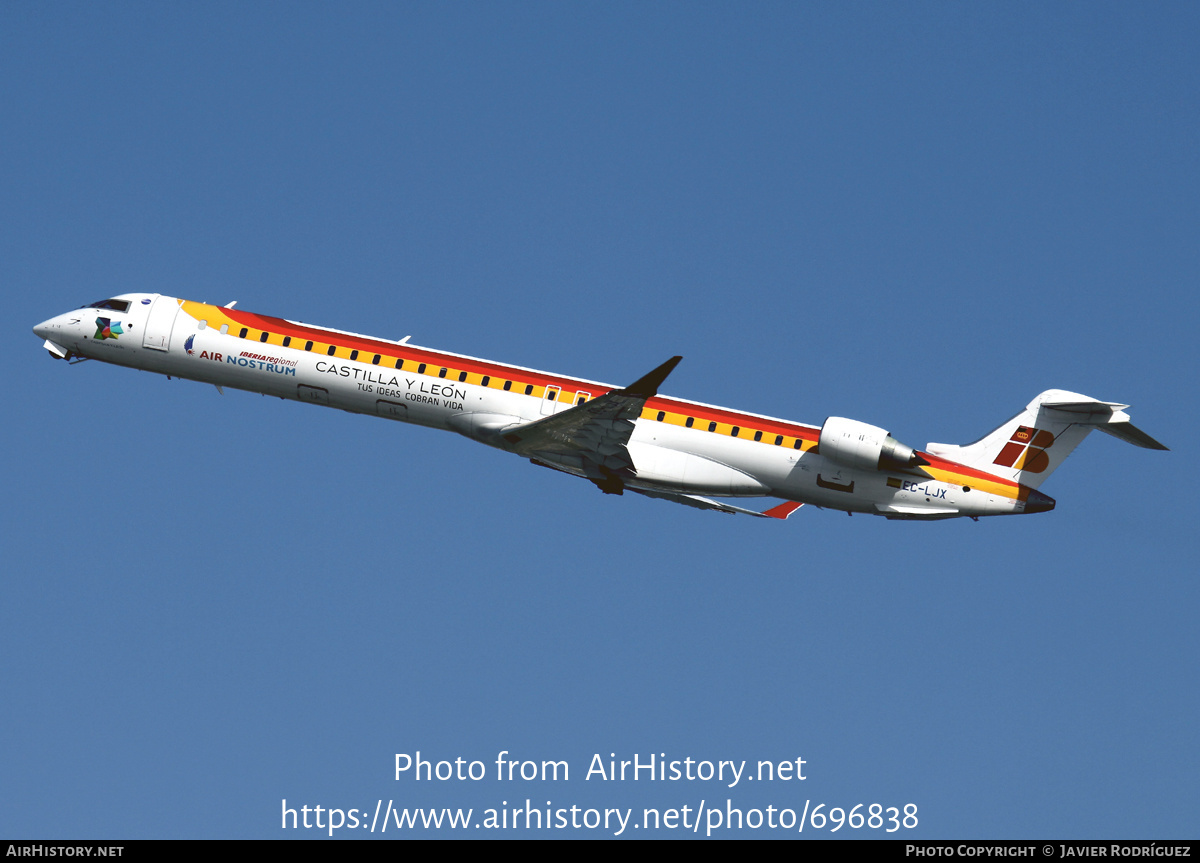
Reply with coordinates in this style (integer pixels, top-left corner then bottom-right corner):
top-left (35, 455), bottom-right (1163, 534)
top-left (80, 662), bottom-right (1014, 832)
top-left (656, 411), bottom-right (665, 422)
top-left (576, 392), bottom-right (590, 404)
top-left (327, 345), bottom-right (336, 356)
top-left (395, 358), bottom-right (403, 369)
top-left (282, 336), bottom-right (291, 347)
top-left (458, 371), bottom-right (467, 382)
top-left (439, 368), bottom-right (447, 378)
top-left (793, 440), bottom-right (802, 450)
top-left (220, 324), bottom-right (228, 334)
top-left (774, 435), bottom-right (783, 446)
top-left (754, 430), bottom-right (763, 442)
top-left (481, 376), bottom-right (490, 387)
top-left (685, 417), bottom-right (694, 428)
top-left (708, 421), bottom-right (717, 432)
top-left (731, 427), bottom-right (740, 437)
top-left (503, 380), bottom-right (512, 391)
top-left (417, 363), bottom-right (427, 374)
top-left (259, 332), bottom-right (269, 343)
top-left (372, 354), bottom-right (381, 365)
top-left (239, 328), bottom-right (248, 339)
top-left (304, 340), bottom-right (313, 351)
top-left (350, 350), bottom-right (359, 361)
top-left (524, 384), bottom-right (533, 395)
top-left (547, 389), bottom-right (556, 401)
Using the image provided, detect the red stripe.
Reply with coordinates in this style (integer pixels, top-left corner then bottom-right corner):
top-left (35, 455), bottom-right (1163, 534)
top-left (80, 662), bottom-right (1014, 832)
top-left (219, 305), bottom-right (1029, 495)
top-left (920, 451), bottom-right (1020, 487)
top-left (648, 396), bottom-right (821, 441)
top-left (219, 307), bottom-right (824, 442)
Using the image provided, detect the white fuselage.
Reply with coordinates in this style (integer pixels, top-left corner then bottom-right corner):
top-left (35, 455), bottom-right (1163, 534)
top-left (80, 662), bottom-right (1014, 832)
top-left (34, 293), bottom-right (1043, 520)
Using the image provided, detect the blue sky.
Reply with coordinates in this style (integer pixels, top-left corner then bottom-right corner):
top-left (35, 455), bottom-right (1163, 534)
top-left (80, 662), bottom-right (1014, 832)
top-left (3, 2), bottom-right (1197, 839)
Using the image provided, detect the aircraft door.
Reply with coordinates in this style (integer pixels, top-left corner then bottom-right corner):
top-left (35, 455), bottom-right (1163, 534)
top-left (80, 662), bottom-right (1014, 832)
top-left (141, 295), bottom-right (180, 351)
top-left (540, 385), bottom-right (562, 415)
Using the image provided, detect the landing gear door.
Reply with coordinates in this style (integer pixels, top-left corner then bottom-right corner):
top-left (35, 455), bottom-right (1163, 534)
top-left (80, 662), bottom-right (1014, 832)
top-left (142, 295), bottom-right (180, 351)
top-left (298, 385), bottom-right (330, 405)
top-left (376, 399), bottom-right (408, 420)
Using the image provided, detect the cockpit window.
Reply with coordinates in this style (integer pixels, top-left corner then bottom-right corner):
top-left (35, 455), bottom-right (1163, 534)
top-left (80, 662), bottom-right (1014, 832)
top-left (82, 299), bottom-right (130, 312)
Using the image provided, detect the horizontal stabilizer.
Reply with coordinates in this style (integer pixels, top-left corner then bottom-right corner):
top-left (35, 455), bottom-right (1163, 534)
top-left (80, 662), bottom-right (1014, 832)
top-left (1039, 399), bottom-right (1129, 415)
top-left (1038, 397), bottom-right (1168, 450)
top-left (927, 389), bottom-right (1167, 489)
top-left (1095, 421), bottom-right (1169, 450)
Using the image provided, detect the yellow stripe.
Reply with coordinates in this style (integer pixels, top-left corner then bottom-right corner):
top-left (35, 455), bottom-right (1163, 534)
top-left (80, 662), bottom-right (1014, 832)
top-left (924, 467), bottom-right (1020, 500)
top-left (636, 405), bottom-right (816, 450)
top-left (182, 300), bottom-right (999, 479)
top-left (180, 301), bottom-right (239, 332)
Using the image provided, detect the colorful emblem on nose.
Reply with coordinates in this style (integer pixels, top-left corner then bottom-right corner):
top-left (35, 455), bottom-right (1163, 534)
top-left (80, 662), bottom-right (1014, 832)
top-left (185, 334), bottom-right (196, 354)
top-left (94, 317), bottom-right (124, 340)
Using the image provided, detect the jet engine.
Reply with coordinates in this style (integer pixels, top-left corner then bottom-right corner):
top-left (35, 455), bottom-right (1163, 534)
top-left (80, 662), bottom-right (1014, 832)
top-left (818, 417), bottom-right (929, 473)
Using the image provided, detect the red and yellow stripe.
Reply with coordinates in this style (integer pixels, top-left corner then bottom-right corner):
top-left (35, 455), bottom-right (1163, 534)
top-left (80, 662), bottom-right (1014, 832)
top-left (180, 299), bottom-right (1028, 501)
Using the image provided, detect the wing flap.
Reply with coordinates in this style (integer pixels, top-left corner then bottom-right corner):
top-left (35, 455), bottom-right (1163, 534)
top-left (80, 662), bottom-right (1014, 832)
top-left (633, 488), bottom-right (804, 519)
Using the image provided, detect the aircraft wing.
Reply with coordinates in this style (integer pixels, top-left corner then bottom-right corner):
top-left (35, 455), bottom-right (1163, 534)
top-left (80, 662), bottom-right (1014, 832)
top-left (633, 488), bottom-right (804, 519)
top-left (501, 356), bottom-right (682, 493)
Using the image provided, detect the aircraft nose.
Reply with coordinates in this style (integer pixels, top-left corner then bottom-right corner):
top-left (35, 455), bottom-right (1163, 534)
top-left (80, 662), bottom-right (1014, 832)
top-left (33, 318), bottom-right (54, 340)
top-left (1025, 489), bottom-right (1056, 514)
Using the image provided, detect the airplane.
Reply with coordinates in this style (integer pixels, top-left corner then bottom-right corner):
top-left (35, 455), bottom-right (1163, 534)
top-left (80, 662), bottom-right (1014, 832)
top-left (34, 293), bottom-right (1167, 521)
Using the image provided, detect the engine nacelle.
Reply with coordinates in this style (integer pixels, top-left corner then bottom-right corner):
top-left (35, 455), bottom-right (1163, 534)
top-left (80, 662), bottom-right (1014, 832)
top-left (818, 417), bottom-right (928, 472)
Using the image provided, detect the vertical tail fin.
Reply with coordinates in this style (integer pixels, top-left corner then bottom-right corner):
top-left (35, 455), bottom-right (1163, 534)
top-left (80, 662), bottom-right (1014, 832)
top-left (925, 389), bottom-right (1167, 489)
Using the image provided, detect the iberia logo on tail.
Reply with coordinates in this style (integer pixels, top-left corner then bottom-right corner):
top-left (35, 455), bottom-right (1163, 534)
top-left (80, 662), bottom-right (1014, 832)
top-left (994, 426), bottom-right (1055, 473)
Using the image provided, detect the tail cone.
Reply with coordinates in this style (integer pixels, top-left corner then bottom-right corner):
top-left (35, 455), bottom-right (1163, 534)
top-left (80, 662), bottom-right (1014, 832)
top-left (1025, 490), bottom-right (1056, 514)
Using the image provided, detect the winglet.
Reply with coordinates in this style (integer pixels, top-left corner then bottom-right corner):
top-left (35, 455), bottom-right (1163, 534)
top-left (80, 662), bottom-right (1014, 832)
top-left (619, 356), bottom-right (683, 398)
top-left (763, 501), bottom-right (804, 520)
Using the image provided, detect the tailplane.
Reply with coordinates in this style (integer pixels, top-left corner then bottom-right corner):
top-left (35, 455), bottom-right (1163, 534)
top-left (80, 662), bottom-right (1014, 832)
top-left (925, 389), bottom-right (1167, 489)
